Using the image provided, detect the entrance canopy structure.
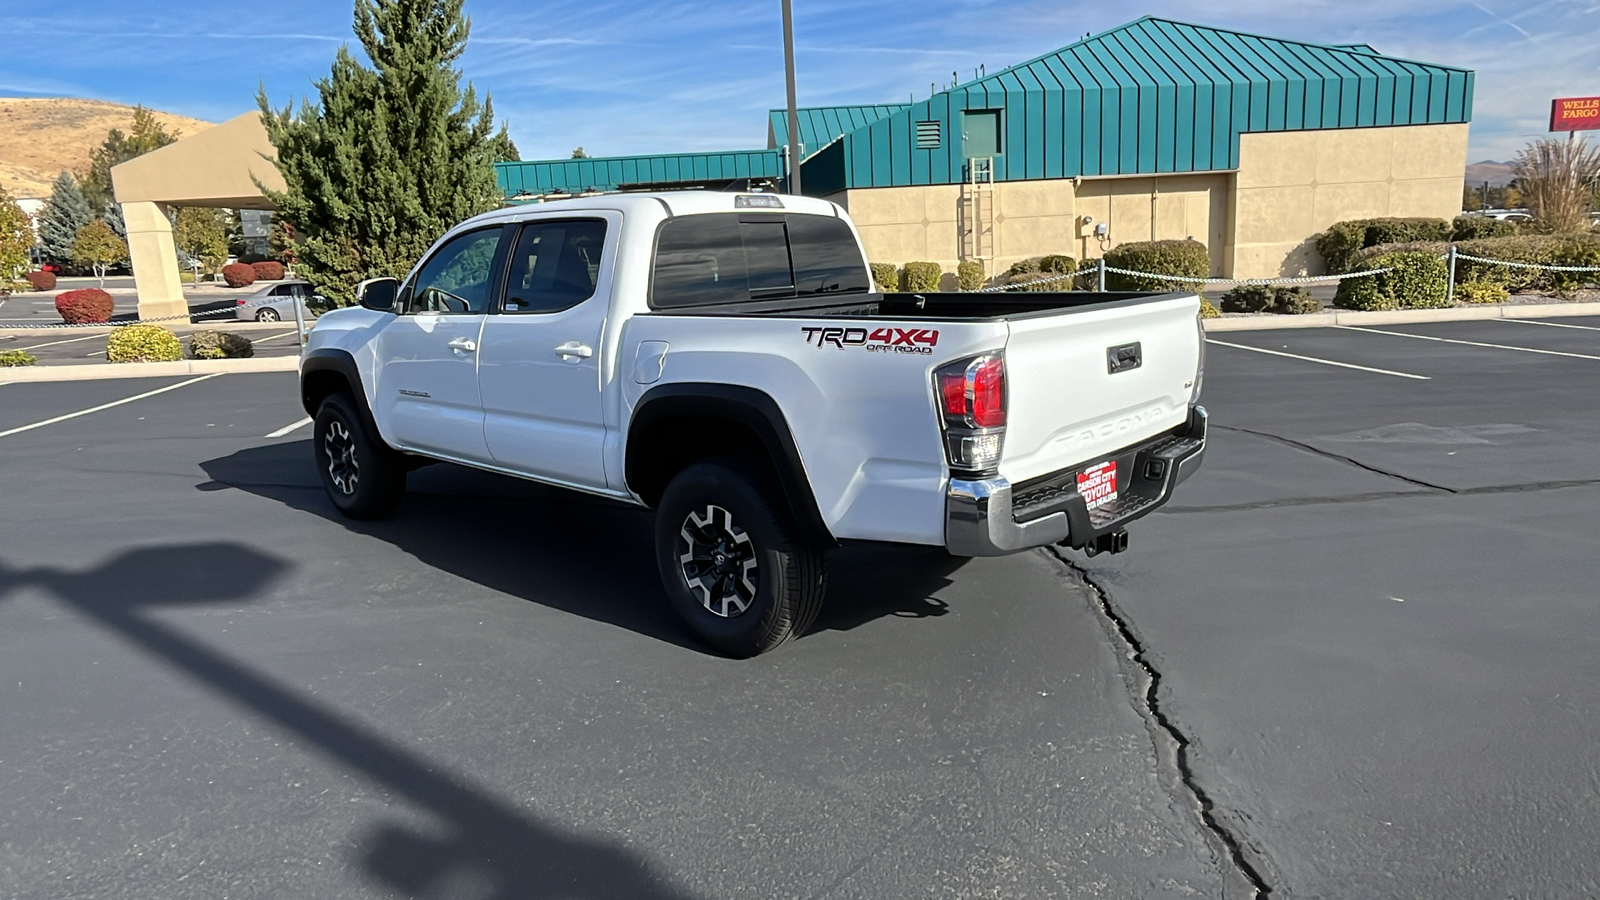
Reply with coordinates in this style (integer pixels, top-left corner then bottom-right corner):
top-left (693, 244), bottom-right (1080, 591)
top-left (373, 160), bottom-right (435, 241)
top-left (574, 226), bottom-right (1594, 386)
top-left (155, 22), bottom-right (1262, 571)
top-left (111, 113), bottom-right (284, 322)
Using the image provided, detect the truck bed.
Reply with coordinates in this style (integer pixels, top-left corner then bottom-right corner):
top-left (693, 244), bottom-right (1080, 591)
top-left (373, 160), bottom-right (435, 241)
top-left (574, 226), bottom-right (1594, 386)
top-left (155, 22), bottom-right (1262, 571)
top-left (644, 291), bottom-right (1179, 321)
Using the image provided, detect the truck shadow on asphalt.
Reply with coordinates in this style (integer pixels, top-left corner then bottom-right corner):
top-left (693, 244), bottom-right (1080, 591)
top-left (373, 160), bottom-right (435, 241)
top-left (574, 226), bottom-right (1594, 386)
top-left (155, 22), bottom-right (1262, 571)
top-left (0, 543), bottom-right (699, 899)
top-left (198, 440), bottom-right (963, 652)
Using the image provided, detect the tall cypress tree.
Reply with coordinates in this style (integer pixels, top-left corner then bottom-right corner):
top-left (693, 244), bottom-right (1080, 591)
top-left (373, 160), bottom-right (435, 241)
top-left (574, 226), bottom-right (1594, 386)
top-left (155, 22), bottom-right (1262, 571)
top-left (38, 172), bottom-right (95, 270)
top-left (258, 0), bottom-right (515, 306)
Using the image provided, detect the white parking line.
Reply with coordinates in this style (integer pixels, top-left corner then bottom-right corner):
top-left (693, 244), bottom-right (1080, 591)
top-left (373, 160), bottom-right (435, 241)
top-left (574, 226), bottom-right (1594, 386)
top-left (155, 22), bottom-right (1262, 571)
top-left (11, 333), bottom-right (106, 351)
top-left (0, 374), bottom-right (220, 440)
top-left (1495, 318), bottom-right (1600, 333)
top-left (265, 416), bottom-right (313, 438)
top-left (252, 330), bottom-right (302, 344)
top-left (1205, 339), bottom-right (1431, 380)
top-left (1333, 325), bottom-right (1600, 361)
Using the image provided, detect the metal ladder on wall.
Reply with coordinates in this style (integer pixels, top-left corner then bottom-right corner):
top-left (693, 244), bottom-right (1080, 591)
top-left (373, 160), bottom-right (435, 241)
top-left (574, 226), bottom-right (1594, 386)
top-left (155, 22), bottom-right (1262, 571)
top-left (959, 157), bottom-right (995, 265)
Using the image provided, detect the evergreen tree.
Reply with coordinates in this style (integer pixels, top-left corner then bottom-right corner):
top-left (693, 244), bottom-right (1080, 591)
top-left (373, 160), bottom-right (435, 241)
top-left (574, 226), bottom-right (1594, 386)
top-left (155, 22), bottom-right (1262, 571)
top-left (259, 0), bottom-right (514, 306)
top-left (0, 187), bottom-right (35, 283)
top-left (38, 172), bottom-right (95, 270)
top-left (79, 106), bottom-right (181, 211)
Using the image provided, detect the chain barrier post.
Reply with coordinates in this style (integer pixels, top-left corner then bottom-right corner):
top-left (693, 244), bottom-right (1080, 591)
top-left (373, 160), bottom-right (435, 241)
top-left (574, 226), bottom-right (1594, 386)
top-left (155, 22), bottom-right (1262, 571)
top-left (1096, 257), bottom-right (1106, 292)
top-left (293, 293), bottom-right (307, 347)
top-left (1445, 244), bottom-right (1458, 306)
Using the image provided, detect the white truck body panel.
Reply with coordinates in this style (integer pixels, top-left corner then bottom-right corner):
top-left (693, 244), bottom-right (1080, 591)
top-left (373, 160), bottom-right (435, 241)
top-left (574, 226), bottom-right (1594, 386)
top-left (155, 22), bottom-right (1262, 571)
top-left (303, 191), bottom-right (1205, 551)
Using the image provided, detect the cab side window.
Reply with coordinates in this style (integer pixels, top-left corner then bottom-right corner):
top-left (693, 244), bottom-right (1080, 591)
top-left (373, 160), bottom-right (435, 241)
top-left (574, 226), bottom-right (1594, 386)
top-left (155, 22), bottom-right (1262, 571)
top-left (502, 219), bottom-right (608, 313)
top-left (404, 228), bottom-right (505, 315)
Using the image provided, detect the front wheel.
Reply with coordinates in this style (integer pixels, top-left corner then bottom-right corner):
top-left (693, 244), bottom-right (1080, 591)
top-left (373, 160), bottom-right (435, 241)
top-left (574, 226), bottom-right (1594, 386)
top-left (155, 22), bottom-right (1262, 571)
top-left (655, 460), bottom-right (827, 657)
top-left (313, 393), bottom-right (406, 519)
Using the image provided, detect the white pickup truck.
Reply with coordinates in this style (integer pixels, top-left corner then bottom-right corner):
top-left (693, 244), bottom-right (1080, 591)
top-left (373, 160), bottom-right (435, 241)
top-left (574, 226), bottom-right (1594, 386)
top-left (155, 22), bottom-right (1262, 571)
top-left (298, 191), bottom-right (1206, 656)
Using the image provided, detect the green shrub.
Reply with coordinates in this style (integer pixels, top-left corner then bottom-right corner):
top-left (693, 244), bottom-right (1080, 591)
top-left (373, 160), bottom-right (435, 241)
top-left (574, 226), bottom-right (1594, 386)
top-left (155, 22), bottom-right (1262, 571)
top-left (106, 325), bottom-right (183, 363)
top-left (1199, 298), bottom-right (1221, 319)
top-left (956, 260), bottom-right (985, 291)
top-left (1452, 233), bottom-right (1600, 294)
top-left (1218, 284), bottom-right (1275, 313)
top-left (869, 262), bottom-right (899, 293)
top-left (1316, 217), bottom-right (1451, 273)
top-left (0, 349), bottom-right (36, 366)
top-left (899, 261), bottom-right (941, 292)
top-left (1454, 280), bottom-right (1509, 304)
top-left (187, 330), bottom-right (255, 359)
top-left (1218, 284), bottom-right (1321, 314)
top-left (1452, 216), bottom-right (1518, 241)
top-left (1103, 239), bottom-right (1209, 291)
top-left (1333, 251), bottom-right (1448, 311)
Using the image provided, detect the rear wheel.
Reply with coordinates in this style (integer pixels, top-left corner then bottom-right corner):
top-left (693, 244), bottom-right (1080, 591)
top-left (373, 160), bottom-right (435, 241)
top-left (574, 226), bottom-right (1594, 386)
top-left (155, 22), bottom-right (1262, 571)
top-left (256, 308), bottom-right (280, 322)
top-left (655, 460), bottom-right (826, 657)
top-left (313, 393), bottom-right (406, 519)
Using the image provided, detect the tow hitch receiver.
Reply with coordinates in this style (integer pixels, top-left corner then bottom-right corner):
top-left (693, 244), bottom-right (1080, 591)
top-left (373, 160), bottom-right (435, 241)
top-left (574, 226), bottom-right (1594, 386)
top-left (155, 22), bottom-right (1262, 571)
top-left (1078, 529), bottom-right (1129, 558)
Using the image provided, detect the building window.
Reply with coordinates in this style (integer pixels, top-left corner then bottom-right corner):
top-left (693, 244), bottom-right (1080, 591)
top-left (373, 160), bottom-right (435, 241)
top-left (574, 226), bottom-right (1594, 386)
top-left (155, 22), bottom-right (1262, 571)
top-left (962, 109), bottom-right (1002, 158)
top-left (915, 120), bottom-right (941, 149)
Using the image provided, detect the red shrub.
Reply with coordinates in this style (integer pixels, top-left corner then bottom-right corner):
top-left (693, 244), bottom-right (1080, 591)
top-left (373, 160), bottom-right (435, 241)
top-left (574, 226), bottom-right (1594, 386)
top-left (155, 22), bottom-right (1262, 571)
top-left (26, 271), bottom-right (57, 291)
top-left (55, 289), bottom-right (115, 324)
top-left (249, 260), bottom-right (285, 281)
top-left (221, 263), bottom-right (257, 288)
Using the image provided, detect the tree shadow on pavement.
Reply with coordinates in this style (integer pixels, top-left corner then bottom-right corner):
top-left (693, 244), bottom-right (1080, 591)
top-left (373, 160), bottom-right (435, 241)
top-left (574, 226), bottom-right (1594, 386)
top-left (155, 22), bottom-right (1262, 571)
top-left (199, 440), bottom-right (967, 650)
top-left (0, 543), bottom-right (698, 899)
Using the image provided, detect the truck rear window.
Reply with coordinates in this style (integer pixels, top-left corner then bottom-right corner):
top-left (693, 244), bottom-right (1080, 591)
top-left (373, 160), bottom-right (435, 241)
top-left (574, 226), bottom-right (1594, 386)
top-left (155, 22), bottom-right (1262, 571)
top-left (651, 212), bottom-right (869, 309)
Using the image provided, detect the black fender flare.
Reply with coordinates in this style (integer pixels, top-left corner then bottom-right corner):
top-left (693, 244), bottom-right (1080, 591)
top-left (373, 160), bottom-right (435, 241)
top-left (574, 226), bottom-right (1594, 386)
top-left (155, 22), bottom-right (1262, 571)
top-left (628, 383), bottom-right (835, 547)
top-left (300, 348), bottom-right (383, 442)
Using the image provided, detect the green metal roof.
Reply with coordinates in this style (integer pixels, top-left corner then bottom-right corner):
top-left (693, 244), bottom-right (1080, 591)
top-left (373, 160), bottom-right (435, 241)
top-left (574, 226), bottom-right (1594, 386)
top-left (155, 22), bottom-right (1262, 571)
top-left (497, 149), bottom-right (782, 198)
top-left (805, 16), bottom-right (1473, 192)
top-left (766, 105), bottom-right (907, 158)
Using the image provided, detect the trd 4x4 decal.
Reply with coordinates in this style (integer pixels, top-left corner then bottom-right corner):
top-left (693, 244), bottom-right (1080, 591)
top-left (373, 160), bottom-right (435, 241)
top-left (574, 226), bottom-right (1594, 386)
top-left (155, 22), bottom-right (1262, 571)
top-left (801, 326), bottom-right (940, 355)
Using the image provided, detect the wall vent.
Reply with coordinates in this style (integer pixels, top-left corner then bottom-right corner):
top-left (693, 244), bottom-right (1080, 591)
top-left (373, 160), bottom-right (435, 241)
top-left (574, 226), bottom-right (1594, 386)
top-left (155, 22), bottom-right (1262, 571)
top-left (915, 120), bottom-right (941, 149)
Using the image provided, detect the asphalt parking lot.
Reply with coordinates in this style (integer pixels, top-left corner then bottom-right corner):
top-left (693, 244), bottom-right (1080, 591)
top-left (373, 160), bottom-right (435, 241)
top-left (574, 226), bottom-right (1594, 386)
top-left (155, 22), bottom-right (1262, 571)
top-left (1, 317), bottom-right (1597, 899)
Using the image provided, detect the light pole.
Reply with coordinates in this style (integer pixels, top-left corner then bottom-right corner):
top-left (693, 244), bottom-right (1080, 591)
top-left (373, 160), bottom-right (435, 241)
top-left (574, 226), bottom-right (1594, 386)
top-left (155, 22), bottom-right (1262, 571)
top-left (782, 0), bottom-right (802, 196)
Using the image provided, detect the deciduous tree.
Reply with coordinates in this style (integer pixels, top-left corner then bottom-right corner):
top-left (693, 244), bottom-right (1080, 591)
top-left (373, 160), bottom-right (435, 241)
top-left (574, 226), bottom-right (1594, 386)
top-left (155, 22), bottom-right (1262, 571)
top-left (258, 0), bottom-right (516, 306)
top-left (172, 207), bottom-right (228, 276)
top-left (71, 219), bottom-right (128, 286)
top-left (79, 106), bottom-right (181, 213)
top-left (0, 187), bottom-right (35, 284)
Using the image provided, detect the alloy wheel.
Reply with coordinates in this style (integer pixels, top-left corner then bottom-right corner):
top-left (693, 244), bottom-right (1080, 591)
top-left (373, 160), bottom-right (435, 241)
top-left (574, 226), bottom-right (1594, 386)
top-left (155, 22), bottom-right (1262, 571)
top-left (678, 504), bottom-right (759, 617)
top-left (324, 420), bottom-right (360, 495)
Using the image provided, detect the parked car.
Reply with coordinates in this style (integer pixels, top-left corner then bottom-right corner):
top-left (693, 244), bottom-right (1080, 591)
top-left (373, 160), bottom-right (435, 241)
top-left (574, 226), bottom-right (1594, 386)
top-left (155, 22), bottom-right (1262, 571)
top-left (298, 192), bottom-right (1206, 656)
top-left (237, 280), bottom-right (320, 322)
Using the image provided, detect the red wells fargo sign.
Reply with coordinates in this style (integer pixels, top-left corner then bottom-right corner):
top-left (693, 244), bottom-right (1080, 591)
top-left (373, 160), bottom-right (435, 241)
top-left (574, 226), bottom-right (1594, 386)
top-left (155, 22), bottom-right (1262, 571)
top-left (1550, 96), bottom-right (1600, 132)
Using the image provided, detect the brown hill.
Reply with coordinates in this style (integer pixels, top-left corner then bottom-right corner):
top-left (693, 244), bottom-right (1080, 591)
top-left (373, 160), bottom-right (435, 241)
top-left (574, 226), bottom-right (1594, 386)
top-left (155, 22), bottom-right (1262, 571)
top-left (1465, 159), bottom-right (1515, 188)
top-left (0, 98), bottom-right (214, 199)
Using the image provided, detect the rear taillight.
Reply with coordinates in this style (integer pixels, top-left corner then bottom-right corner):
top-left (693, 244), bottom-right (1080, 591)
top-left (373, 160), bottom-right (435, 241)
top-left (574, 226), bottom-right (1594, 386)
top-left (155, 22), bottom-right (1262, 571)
top-left (933, 354), bottom-right (1007, 475)
top-left (236, 299), bottom-right (247, 306)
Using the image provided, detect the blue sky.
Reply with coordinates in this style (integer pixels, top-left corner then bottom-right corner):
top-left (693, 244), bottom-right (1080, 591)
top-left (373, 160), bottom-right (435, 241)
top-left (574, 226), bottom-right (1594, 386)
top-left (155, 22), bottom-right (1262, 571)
top-left (2, 0), bottom-right (1595, 163)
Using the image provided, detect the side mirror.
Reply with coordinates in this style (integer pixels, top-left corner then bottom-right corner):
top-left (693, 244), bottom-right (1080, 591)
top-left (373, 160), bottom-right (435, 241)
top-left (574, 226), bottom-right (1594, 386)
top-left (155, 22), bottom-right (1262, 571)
top-left (357, 277), bottom-right (399, 312)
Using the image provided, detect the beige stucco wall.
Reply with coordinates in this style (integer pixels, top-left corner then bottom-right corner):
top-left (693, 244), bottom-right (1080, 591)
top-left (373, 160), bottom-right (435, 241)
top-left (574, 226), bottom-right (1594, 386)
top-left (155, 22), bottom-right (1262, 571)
top-left (832, 121), bottom-right (1466, 283)
top-left (836, 171), bottom-right (1231, 282)
top-left (1232, 122), bottom-right (1468, 277)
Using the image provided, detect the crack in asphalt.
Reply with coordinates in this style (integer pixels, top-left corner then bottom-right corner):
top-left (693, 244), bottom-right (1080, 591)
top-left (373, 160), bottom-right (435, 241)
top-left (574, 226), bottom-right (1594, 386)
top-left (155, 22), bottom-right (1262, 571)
top-left (1048, 547), bottom-right (1274, 899)
top-left (1216, 424), bottom-right (1456, 493)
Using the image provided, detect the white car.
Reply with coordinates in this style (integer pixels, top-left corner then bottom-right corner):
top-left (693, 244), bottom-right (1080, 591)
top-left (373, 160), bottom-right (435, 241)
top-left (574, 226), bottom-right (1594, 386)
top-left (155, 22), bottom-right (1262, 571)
top-left (297, 192), bottom-right (1206, 655)
top-left (236, 281), bottom-right (319, 322)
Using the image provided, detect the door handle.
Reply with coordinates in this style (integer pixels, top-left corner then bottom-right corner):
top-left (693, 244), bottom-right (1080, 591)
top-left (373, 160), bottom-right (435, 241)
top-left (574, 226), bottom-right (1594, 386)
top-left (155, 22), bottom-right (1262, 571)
top-left (554, 341), bottom-right (593, 360)
top-left (447, 337), bottom-right (477, 353)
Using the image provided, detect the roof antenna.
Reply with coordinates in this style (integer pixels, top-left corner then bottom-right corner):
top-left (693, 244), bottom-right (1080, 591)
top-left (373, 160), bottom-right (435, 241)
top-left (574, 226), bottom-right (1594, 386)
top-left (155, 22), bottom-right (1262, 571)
top-left (981, 63), bottom-right (986, 76)
top-left (952, 70), bottom-right (958, 87)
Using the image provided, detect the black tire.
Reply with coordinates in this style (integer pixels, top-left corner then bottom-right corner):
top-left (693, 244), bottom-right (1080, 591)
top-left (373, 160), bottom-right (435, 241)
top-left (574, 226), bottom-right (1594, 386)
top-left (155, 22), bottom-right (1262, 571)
top-left (313, 393), bottom-right (406, 519)
top-left (256, 308), bottom-right (280, 322)
top-left (655, 459), bottom-right (827, 657)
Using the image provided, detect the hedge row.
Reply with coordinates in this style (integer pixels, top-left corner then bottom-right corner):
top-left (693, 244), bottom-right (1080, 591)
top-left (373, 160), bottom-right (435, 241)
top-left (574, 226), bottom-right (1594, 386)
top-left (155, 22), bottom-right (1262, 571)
top-left (1103, 240), bottom-right (1208, 291)
top-left (1348, 233), bottom-right (1600, 295)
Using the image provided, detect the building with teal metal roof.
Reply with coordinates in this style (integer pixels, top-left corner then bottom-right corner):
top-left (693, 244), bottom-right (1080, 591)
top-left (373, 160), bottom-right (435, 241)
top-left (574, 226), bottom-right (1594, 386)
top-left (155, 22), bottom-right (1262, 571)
top-left (494, 16), bottom-right (1472, 278)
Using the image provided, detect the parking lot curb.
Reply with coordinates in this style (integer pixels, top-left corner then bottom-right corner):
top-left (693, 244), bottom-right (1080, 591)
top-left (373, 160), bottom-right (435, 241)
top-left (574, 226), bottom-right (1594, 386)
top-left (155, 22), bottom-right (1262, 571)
top-left (0, 321), bottom-right (299, 338)
top-left (1205, 301), bottom-right (1600, 331)
top-left (0, 356), bottom-right (299, 383)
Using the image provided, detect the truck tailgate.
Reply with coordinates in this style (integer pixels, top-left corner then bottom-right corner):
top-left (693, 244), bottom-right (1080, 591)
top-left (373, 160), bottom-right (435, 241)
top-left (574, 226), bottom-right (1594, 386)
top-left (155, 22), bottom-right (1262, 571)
top-left (1000, 294), bottom-right (1201, 484)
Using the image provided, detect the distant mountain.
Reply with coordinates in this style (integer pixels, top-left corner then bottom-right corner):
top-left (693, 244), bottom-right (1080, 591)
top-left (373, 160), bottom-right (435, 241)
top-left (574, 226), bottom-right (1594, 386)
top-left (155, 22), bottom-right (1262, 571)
top-left (0, 98), bottom-right (214, 199)
top-left (1465, 159), bottom-right (1515, 187)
